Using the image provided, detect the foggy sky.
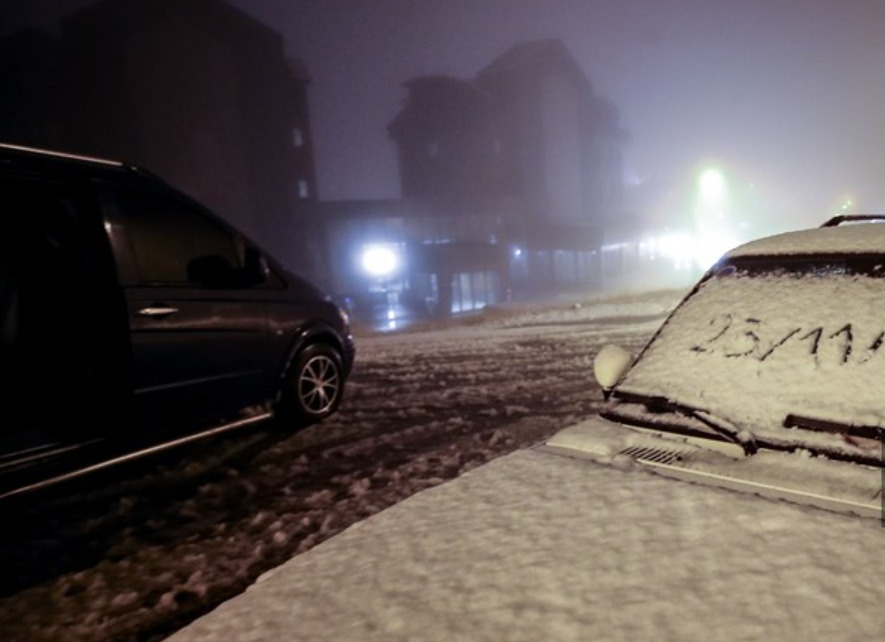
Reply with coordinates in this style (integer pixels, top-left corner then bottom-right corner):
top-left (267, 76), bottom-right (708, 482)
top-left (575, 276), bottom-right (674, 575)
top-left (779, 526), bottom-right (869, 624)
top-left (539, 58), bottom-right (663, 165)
top-left (5, 0), bottom-right (885, 229)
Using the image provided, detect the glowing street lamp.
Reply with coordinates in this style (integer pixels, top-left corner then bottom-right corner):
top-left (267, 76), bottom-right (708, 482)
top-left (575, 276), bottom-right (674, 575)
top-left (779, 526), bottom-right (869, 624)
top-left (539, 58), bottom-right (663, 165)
top-left (693, 167), bottom-right (737, 270)
top-left (360, 243), bottom-right (400, 278)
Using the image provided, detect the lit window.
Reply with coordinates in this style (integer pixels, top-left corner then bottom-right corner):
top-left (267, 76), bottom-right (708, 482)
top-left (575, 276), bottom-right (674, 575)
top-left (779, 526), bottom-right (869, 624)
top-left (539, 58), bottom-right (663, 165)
top-left (292, 128), bottom-right (304, 147)
top-left (298, 179), bottom-right (310, 199)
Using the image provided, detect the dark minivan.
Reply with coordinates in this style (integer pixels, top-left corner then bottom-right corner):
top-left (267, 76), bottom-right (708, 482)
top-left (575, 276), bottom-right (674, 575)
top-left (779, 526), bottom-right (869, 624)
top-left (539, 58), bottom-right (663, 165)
top-left (0, 143), bottom-right (355, 500)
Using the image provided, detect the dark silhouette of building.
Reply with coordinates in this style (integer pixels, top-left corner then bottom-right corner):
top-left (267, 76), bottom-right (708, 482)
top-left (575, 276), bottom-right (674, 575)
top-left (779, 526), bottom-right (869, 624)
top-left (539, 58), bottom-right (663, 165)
top-left (475, 40), bottom-right (626, 247)
top-left (0, 29), bottom-right (63, 148)
top-left (0, 0), bottom-right (315, 251)
top-left (389, 75), bottom-right (499, 202)
top-left (387, 39), bottom-right (627, 305)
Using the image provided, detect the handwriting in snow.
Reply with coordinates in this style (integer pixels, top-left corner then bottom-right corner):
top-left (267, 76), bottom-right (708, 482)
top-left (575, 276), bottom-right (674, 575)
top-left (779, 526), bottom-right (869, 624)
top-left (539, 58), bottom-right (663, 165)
top-left (690, 314), bottom-right (885, 365)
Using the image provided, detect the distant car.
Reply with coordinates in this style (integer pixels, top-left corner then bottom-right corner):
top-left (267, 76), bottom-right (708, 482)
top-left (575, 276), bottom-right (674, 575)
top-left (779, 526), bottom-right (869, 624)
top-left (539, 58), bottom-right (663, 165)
top-left (0, 142), bottom-right (355, 500)
top-left (584, 214), bottom-right (884, 515)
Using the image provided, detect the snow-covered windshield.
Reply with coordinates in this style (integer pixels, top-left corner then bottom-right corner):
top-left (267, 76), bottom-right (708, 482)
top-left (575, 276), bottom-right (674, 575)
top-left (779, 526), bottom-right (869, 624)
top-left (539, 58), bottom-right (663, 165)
top-left (614, 254), bottom-right (885, 456)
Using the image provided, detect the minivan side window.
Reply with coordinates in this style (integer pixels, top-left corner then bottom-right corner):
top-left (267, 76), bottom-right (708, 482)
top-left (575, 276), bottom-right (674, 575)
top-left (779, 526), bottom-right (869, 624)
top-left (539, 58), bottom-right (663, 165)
top-left (1, 175), bottom-right (128, 430)
top-left (113, 187), bottom-right (247, 287)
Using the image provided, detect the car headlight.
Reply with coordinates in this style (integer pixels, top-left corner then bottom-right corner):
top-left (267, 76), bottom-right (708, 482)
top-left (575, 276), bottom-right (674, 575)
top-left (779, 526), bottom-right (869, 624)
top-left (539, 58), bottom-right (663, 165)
top-left (337, 305), bottom-right (351, 330)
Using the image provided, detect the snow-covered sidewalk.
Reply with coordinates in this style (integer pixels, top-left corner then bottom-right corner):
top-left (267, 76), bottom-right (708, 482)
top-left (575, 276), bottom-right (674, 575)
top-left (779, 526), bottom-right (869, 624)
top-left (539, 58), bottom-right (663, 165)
top-left (167, 429), bottom-right (885, 641)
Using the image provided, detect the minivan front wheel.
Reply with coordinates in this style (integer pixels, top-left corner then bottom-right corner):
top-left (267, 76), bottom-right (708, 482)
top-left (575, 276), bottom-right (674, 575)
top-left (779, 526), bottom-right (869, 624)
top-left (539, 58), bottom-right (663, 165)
top-left (278, 343), bottom-right (344, 425)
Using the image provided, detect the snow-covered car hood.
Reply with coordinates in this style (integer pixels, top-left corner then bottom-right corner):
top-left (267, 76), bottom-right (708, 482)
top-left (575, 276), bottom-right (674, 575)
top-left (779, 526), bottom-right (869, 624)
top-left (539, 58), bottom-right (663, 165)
top-left (611, 259), bottom-right (885, 463)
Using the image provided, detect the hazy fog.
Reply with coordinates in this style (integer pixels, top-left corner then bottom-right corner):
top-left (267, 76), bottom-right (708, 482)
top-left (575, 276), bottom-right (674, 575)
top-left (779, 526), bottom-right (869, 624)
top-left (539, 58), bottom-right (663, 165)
top-left (5, 0), bottom-right (884, 231)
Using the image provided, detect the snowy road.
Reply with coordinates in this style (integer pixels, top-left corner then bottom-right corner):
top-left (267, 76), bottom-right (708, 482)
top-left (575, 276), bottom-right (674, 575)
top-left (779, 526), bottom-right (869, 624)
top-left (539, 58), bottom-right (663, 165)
top-left (0, 288), bottom-right (683, 642)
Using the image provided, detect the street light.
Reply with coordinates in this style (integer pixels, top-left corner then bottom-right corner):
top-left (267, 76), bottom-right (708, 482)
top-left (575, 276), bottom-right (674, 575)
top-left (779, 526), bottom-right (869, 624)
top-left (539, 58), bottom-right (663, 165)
top-left (693, 167), bottom-right (737, 270)
top-left (360, 243), bottom-right (399, 278)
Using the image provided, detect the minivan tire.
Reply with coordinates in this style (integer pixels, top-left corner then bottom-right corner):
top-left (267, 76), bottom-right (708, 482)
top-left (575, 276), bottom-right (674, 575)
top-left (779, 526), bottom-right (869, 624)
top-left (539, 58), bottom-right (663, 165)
top-left (277, 343), bottom-right (344, 425)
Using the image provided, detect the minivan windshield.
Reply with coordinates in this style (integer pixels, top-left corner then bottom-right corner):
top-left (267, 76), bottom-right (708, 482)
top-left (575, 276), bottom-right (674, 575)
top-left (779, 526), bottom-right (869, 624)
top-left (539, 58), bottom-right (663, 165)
top-left (612, 254), bottom-right (885, 458)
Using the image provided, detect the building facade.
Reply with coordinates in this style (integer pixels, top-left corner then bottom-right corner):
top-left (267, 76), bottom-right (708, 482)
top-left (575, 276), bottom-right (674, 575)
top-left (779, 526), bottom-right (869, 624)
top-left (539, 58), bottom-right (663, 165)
top-left (0, 0), bottom-right (314, 252)
top-left (381, 39), bottom-right (627, 317)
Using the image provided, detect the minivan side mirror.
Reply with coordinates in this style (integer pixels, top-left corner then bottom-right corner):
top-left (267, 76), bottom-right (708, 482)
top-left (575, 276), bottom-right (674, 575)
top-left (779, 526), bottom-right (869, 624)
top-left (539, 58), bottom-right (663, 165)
top-left (593, 344), bottom-right (633, 400)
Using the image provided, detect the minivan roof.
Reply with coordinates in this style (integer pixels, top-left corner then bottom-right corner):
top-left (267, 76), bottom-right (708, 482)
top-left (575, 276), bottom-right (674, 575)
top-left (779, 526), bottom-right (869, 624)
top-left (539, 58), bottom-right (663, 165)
top-left (0, 141), bottom-right (168, 187)
top-left (0, 142), bottom-right (126, 168)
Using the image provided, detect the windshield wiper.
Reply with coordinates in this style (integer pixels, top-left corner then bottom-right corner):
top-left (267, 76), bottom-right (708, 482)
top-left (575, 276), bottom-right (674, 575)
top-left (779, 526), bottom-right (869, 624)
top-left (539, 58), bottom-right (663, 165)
top-left (784, 414), bottom-right (884, 443)
top-left (782, 414), bottom-right (883, 468)
top-left (606, 391), bottom-right (758, 456)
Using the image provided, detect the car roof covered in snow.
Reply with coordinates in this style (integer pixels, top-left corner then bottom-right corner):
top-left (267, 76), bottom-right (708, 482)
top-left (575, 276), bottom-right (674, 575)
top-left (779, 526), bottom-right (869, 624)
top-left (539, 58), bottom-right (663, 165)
top-left (724, 220), bottom-right (885, 259)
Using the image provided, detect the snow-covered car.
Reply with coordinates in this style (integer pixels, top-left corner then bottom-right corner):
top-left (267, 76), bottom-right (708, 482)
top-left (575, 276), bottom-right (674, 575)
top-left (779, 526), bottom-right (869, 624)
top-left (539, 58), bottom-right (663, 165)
top-left (580, 214), bottom-right (884, 516)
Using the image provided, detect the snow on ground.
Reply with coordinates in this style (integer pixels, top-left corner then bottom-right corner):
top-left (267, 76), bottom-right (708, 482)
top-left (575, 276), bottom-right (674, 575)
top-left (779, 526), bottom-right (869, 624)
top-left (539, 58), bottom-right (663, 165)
top-left (167, 443), bottom-right (885, 642)
top-left (0, 287), bottom-right (684, 642)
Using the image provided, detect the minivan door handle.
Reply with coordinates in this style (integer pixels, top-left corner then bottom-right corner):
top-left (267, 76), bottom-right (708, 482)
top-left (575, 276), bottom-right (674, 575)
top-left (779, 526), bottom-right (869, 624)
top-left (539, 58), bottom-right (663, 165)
top-left (137, 305), bottom-right (179, 317)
